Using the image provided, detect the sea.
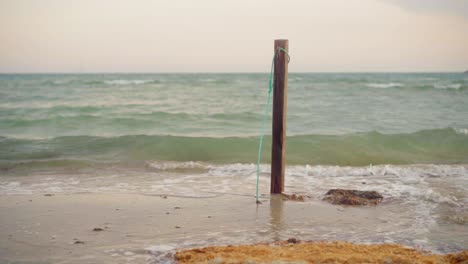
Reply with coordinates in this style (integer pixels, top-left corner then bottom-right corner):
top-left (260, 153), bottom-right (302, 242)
top-left (0, 73), bottom-right (467, 255)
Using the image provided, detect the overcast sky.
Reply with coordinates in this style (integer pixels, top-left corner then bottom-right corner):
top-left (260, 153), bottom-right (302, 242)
top-left (0, 0), bottom-right (467, 73)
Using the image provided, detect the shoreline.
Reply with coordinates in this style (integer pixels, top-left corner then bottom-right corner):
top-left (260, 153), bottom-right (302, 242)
top-left (0, 193), bottom-right (466, 263)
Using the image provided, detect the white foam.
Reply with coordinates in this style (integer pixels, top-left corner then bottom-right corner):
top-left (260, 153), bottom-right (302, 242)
top-left (52, 80), bottom-right (69, 85)
top-left (455, 128), bottom-right (468, 135)
top-left (145, 244), bottom-right (177, 264)
top-left (423, 189), bottom-right (460, 206)
top-left (145, 244), bottom-right (176, 252)
top-left (147, 161), bottom-right (208, 171)
top-left (366, 83), bottom-right (404, 88)
top-left (2, 164), bottom-right (466, 209)
top-left (433, 83), bottom-right (462, 90)
top-left (104, 80), bottom-right (154, 85)
top-left (208, 163), bottom-right (259, 177)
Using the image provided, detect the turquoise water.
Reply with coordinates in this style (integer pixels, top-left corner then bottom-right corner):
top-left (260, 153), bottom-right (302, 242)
top-left (1, 73), bottom-right (467, 254)
top-left (0, 73), bottom-right (467, 166)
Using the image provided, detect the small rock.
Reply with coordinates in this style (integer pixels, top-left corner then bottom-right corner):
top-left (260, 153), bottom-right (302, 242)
top-left (74, 240), bottom-right (85, 244)
top-left (166, 212), bottom-right (170, 215)
top-left (207, 216), bottom-right (212, 218)
top-left (361, 182), bottom-right (367, 184)
top-left (287, 238), bottom-right (298, 244)
top-left (44, 194), bottom-right (54, 197)
top-left (174, 207), bottom-right (181, 209)
top-left (175, 226), bottom-right (181, 229)
top-left (93, 227), bottom-right (104, 232)
top-left (323, 189), bottom-right (383, 206)
top-left (160, 195), bottom-right (167, 199)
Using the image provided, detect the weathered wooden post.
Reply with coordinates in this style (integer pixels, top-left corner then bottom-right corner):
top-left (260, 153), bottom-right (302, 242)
top-left (271, 39), bottom-right (288, 194)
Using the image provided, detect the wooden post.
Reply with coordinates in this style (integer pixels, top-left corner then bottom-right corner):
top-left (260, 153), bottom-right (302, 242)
top-left (271, 39), bottom-right (288, 194)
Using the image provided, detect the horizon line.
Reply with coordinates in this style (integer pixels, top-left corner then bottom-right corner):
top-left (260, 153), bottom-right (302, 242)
top-left (0, 71), bottom-right (466, 75)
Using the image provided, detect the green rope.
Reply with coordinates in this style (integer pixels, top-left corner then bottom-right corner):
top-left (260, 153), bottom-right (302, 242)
top-left (256, 47), bottom-right (289, 203)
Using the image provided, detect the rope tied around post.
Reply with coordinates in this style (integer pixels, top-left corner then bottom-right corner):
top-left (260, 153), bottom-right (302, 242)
top-left (256, 47), bottom-right (290, 204)
top-left (277, 47), bottom-right (290, 63)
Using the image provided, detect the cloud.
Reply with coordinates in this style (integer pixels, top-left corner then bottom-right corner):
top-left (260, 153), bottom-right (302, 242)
top-left (382, 0), bottom-right (468, 19)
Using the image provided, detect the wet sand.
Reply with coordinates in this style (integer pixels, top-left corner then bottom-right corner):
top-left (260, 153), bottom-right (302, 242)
top-left (0, 193), bottom-right (465, 263)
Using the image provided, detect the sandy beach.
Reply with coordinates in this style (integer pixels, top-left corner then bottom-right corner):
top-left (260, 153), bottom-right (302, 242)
top-left (2, 0), bottom-right (468, 262)
top-left (0, 193), bottom-right (282, 263)
top-left (1, 192), bottom-right (466, 263)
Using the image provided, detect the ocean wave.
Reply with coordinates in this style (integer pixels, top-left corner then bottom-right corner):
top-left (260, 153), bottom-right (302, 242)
top-left (147, 161), bottom-right (209, 171)
top-left (0, 110), bottom-right (263, 133)
top-left (1, 128), bottom-right (467, 166)
top-left (455, 128), bottom-right (468, 135)
top-left (1, 163), bottom-right (466, 208)
top-left (365, 83), bottom-right (404, 88)
top-left (104, 79), bottom-right (158, 85)
top-left (364, 82), bottom-right (467, 91)
top-left (433, 83), bottom-right (462, 90)
top-left (0, 100), bottom-right (168, 110)
top-left (37, 78), bottom-right (160, 87)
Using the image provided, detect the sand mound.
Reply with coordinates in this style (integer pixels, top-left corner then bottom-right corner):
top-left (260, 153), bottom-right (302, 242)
top-left (175, 241), bottom-right (467, 264)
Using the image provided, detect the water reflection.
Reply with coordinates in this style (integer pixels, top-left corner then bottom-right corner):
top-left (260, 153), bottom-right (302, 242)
top-left (269, 194), bottom-right (285, 241)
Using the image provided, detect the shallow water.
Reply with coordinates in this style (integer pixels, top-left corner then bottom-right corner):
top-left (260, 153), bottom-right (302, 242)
top-left (1, 163), bottom-right (466, 257)
top-left (0, 73), bottom-right (467, 262)
top-left (0, 192), bottom-right (464, 264)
